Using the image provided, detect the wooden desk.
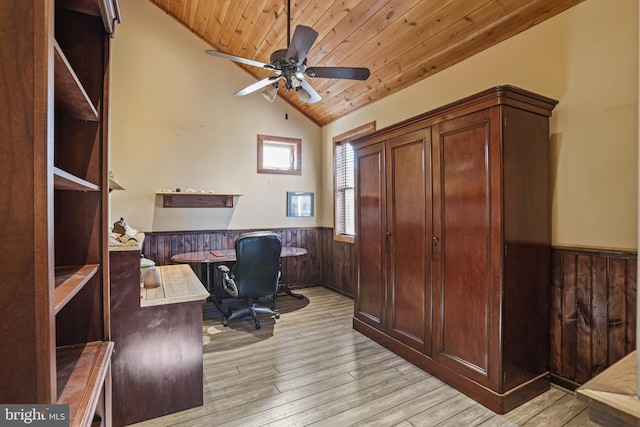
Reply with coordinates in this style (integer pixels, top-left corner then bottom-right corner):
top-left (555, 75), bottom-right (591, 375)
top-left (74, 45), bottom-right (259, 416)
top-left (171, 247), bottom-right (308, 263)
top-left (576, 351), bottom-right (640, 426)
top-left (141, 264), bottom-right (210, 307)
top-left (171, 247), bottom-right (308, 314)
top-left (109, 249), bottom-right (209, 427)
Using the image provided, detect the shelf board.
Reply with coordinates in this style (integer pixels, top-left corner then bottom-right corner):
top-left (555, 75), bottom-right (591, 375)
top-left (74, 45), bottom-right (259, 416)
top-left (157, 192), bottom-right (242, 208)
top-left (54, 265), bottom-right (100, 314)
top-left (54, 167), bottom-right (100, 191)
top-left (57, 341), bottom-right (114, 427)
top-left (54, 40), bottom-right (99, 121)
top-left (108, 176), bottom-right (125, 191)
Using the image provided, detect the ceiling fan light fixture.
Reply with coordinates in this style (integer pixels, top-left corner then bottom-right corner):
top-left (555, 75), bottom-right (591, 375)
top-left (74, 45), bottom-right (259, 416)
top-left (296, 87), bottom-right (311, 104)
top-left (289, 74), bottom-right (302, 89)
top-left (262, 83), bottom-right (278, 103)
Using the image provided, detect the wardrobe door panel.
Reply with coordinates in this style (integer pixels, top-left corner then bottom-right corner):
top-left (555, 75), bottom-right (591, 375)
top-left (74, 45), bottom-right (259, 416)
top-left (354, 143), bottom-right (386, 329)
top-left (386, 129), bottom-right (432, 354)
top-left (433, 109), bottom-right (500, 388)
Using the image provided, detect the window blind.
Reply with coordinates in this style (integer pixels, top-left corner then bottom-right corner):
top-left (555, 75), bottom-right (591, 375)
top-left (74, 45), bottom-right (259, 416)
top-left (335, 142), bottom-right (355, 236)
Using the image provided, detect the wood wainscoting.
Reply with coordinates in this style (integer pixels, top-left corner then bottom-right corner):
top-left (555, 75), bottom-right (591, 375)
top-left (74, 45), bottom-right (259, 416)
top-left (142, 227), bottom-right (354, 295)
top-left (319, 230), bottom-right (355, 297)
top-left (142, 228), bottom-right (637, 390)
top-left (551, 246), bottom-right (637, 390)
top-left (143, 228), bottom-right (325, 287)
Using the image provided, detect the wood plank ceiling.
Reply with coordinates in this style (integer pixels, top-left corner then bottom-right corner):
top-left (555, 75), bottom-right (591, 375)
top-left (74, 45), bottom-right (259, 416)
top-left (148, 0), bottom-right (584, 126)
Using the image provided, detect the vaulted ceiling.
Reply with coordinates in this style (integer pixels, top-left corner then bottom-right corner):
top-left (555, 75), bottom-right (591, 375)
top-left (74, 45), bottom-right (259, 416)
top-left (148, 0), bottom-right (583, 126)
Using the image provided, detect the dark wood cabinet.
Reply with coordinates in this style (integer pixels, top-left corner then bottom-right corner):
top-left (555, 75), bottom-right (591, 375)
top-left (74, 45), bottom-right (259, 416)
top-left (0, 1), bottom-right (120, 425)
top-left (353, 86), bottom-right (557, 414)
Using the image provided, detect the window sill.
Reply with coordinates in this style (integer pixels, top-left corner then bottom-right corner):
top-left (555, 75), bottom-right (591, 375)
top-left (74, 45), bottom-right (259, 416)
top-left (334, 234), bottom-right (354, 244)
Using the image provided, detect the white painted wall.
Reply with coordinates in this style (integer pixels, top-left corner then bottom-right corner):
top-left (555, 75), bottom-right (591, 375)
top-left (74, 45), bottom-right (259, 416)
top-left (322, 0), bottom-right (638, 250)
top-left (109, 0), bottom-right (322, 232)
top-left (110, 0), bottom-right (638, 250)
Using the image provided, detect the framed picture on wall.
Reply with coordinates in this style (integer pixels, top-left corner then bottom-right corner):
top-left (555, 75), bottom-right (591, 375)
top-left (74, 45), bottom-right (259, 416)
top-left (287, 192), bottom-right (314, 217)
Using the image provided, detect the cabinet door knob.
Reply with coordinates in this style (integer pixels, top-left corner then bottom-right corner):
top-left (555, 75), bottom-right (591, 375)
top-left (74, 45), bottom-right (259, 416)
top-left (432, 236), bottom-right (439, 245)
top-left (386, 231), bottom-right (391, 239)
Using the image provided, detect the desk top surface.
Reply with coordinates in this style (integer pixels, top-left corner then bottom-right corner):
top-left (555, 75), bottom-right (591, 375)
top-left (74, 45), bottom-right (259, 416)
top-left (141, 264), bottom-right (209, 307)
top-left (170, 247), bottom-right (308, 263)
top-left (576, 350), bottom-right (639, 424)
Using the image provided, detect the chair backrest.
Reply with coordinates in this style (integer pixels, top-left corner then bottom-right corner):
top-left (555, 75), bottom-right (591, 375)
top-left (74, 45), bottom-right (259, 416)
top-left (233, 231), bottom-right (282, 298)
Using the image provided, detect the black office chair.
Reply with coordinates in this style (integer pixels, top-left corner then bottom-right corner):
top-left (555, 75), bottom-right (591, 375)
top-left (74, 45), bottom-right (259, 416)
top-left (217, 231), bottom-right (282, 329)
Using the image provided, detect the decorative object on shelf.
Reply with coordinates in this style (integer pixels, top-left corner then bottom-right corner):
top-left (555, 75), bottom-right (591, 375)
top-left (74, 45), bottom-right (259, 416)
top-left (287, 192), bottom-right (314, 217)
top-left (109, 218), bottom-right (143, 248)
top-left (140, 256), bottom-right (156, 288)
top-left (112, 217), bottom-right (126, 235)
top-left (142, 266), bottom-right (161, 288)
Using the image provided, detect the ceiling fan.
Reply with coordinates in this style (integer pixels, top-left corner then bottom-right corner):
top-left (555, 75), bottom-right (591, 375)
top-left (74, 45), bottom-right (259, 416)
top-left (205, 1), bottom-right (370, 104)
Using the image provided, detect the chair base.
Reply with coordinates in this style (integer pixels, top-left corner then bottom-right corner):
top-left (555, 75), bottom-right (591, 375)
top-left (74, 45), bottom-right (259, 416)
top-left (223, 300), bottom-right (280, 329)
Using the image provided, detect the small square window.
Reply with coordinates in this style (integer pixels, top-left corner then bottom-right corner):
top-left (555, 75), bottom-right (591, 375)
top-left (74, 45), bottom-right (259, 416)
top-left (258, 135), bottom-right (301, 175)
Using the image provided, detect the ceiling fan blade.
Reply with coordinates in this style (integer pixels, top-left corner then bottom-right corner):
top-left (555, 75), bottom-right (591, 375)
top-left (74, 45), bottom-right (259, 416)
top-left (306, 67), bottom-right (370, 80)
top-left (205, 49), bottom-right (273, 70)
top-left (235, 77), bottom-right (280, 96)
top-left (286, 25), bottom-right (318, 65)
top-left (299, 80), bottom-right (322, 104)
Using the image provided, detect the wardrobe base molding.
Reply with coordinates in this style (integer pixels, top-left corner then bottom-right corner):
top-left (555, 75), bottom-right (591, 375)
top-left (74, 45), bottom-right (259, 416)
top-left (353, 318), bottom-right (550, 414)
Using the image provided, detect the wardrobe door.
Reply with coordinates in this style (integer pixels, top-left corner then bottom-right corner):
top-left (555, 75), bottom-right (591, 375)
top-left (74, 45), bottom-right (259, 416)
top-left (385, 129), bottom-right (432, 354)
top-left (354, 142), bottom-right (387, 330)
top-left (432, 108), bottom-right (503, 389)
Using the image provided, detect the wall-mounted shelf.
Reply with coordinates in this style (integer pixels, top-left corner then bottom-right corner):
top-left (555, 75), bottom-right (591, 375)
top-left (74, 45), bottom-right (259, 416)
top-left (157, 192), bottom-right (241, 208)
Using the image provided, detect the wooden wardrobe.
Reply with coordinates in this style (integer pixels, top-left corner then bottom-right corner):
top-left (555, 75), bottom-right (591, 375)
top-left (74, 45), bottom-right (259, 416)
top-left (353, 86), bottom-right (557, 414)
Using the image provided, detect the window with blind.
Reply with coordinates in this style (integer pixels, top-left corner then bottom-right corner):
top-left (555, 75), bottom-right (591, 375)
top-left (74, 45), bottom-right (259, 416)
top-left (335, 142), bottom-right (355, 237)
top-left (333, 122), bottom-right (375, 243)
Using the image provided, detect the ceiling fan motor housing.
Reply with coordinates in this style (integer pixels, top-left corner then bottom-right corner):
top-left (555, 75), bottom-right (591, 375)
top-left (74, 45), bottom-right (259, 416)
top-left (270, 49), bottom-right (307, 90)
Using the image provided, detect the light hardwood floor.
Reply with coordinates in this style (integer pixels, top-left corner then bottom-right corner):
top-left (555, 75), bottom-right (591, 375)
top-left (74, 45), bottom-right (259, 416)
top-left (130, 286), bottom-right (591, 427)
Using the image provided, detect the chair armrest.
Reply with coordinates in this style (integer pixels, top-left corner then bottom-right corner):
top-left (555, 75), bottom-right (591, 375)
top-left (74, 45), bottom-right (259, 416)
top-left (217, 264), bottom-right (238, 297)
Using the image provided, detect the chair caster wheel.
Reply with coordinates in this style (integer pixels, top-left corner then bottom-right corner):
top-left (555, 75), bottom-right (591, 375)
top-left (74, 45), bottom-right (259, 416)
top-left (223, 319), bottom-right (229, 327)
top-left (255, 321), bottom-right (261, 329)
top-left (275, 313), bottom-right (280, 319)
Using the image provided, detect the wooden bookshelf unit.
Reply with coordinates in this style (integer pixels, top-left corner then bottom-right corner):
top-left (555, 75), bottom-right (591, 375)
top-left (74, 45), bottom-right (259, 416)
top-left (0, 1), bottom-right (121, 426)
